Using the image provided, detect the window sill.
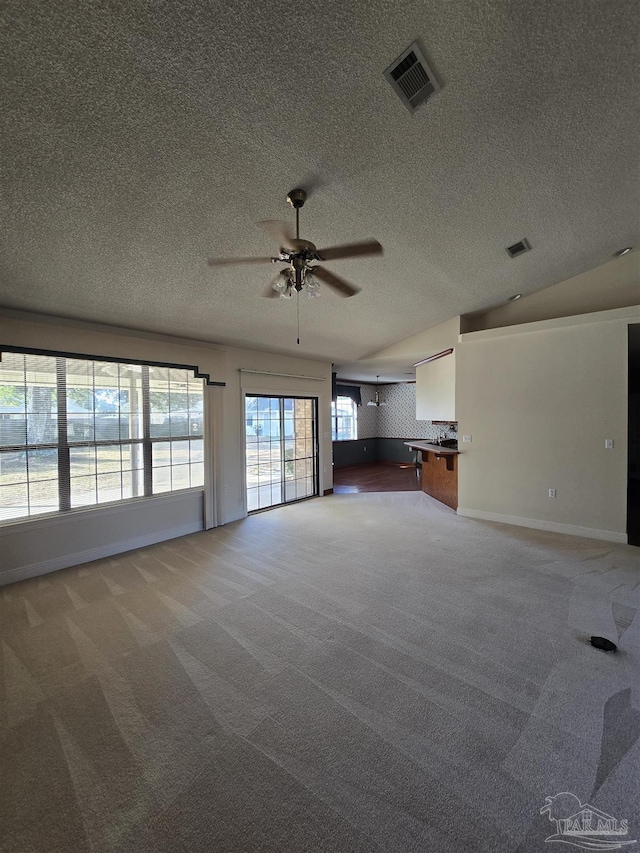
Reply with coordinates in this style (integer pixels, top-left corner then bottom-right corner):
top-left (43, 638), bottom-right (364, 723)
top-left (0, 488), bottom-right (204, 535)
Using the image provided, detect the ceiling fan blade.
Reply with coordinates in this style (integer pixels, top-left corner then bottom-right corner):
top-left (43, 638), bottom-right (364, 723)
top-left (208, 256), bottom-right (275, 267)
top-left (258, 219), bottom-right (296, 250)
top-left (296, 174), bottom-right (325, 197)
top-left (315, 240), bottom-right (383, 261)
top-left (312, 265), bottom-right (361, 298)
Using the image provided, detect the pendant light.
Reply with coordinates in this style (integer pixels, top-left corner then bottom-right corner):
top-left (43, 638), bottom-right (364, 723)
top-left (367, 376), bottom-right (387, 407)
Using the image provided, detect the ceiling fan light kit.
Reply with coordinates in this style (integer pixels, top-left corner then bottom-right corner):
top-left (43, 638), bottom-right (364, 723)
top-left (208, 189), bottom-right (383, 302)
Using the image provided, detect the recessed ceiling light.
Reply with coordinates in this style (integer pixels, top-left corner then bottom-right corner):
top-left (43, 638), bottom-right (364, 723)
top-left (614, 247), bottom-right (632, 257)
top-left (509, 293), bottom-right (522, 301)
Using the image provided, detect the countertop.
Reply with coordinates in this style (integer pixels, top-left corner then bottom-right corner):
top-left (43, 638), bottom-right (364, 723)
top-left (404, 441), bottom-right (460, 455)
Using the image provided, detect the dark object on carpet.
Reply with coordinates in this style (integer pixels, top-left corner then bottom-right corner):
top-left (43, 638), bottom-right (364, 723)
top-left (590, 636), bottom-right (617, 652)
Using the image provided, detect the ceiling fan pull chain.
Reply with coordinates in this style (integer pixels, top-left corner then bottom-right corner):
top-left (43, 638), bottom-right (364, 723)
top-left (297, 290), bottom-right (300, 345)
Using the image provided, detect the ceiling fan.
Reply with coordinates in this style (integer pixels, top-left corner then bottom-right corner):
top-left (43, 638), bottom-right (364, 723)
top-left (208, 189), bottom-right (383, 299)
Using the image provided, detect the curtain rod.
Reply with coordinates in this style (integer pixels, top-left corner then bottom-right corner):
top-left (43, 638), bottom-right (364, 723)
top-left (240, 368), bottom-right (326, 381)
top-left (413, 348), bottom-right (454, 368)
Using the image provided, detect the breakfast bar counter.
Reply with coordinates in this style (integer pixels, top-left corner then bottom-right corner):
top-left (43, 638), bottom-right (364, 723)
top-left (404, 441), bottom-right (460, 510)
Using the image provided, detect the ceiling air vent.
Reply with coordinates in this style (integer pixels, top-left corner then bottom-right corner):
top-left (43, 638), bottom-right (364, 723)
top-left (506, 238), bottom-right (532, 259)
top-left (384, 42), bottom-right (441, 114)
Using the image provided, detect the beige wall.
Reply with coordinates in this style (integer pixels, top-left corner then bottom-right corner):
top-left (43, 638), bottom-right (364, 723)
top-left (456, 307), bottom-right (639, 541)
top-left (365, 315), bottom-right (461, 363)
top-left (0, 309), bottom-right (228, 380)
top-left (0, 310), bottom-right (332, 581)
top-left (366, 315), bottom-right (461, 423)
top-left (222, 346), bottom-right (332, 522)
top-left (0, 491), bottom-right (204, 585)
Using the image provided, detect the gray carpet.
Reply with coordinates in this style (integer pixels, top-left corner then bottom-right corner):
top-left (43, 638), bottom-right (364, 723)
top-left (1, 491), bottom-right (639, 852)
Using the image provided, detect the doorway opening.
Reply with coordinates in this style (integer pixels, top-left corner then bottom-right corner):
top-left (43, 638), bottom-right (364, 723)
top-left (245, 395), bottom-right (319, 512)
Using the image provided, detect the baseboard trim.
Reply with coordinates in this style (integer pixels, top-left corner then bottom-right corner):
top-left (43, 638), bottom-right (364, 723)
top-left (333, 461), bottom-right (413, 470)
top-left (0, 521), bottom-right (204, 587)
top-left (456, 508), bottom-right (627, 544)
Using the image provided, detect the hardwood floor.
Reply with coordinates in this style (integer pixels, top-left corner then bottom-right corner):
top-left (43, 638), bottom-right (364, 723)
top-left (333, 462), bottom-right (422, 493)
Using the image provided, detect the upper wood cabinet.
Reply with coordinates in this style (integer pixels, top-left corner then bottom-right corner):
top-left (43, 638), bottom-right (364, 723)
top-left (416, 349), bottom-right (456, 421)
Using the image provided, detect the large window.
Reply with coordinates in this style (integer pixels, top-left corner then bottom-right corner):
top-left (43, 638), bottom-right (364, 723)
top-left (331, 396), bottom-right (358, 441)
top-left (0, 352), bottom-right (204, 522)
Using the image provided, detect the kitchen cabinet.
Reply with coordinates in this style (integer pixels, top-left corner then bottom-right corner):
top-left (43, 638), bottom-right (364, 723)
top-left (415, 349), bottom-right (456, 421)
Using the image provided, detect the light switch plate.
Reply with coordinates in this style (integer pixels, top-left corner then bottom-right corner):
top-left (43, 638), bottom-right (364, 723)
top-left (604, 439), bottom-right (614, 449)
top-left (462, 435), bottom-right (472, 443)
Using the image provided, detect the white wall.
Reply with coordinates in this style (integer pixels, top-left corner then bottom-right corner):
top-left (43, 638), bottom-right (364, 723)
top-left (456, 307), bottom-right (639, 542)
top-left (416, 352), bottom-right (456, 421)
top-left (0, 310), bottom-right (332, 582)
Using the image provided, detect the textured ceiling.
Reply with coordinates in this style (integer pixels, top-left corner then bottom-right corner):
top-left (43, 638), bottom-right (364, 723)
top-left (1, 0), bottom-right (639, 381)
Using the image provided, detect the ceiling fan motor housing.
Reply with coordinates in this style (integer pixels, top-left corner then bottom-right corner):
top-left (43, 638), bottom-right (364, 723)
top-left (286, 188), bottom-right (307, 209)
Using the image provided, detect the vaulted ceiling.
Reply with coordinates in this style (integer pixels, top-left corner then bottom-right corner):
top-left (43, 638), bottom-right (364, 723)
top-left (1, 0), bottom-right (638, 381)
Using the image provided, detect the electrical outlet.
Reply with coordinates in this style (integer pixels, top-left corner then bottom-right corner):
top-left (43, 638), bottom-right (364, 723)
top-left (363, 445), bottom-right (366, 451)
top-left (462, 435), bottom-right (472, 443)
top-left (604, 439), bottom-right (614, 449)
top-left (548, 488), bottom-right (556, 498)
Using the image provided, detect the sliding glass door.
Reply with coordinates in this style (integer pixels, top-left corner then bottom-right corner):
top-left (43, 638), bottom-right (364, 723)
top-left (245, 395), bottom-right (318, 512)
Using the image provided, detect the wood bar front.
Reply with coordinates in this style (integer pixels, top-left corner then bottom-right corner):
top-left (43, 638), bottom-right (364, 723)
top-left (421, 449), bottom-right (458, 509)
top-left (405, 442), bottom-right (459, 510)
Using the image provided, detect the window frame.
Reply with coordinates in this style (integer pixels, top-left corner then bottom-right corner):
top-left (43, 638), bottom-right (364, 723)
top-left (0, 351), bottom-right (211, 523)
top-left (331, 395), bottom-right (358, 442)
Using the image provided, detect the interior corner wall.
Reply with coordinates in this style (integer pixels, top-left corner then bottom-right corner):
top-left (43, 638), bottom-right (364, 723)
top-left (456, 315), bottom-right (631, 541)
